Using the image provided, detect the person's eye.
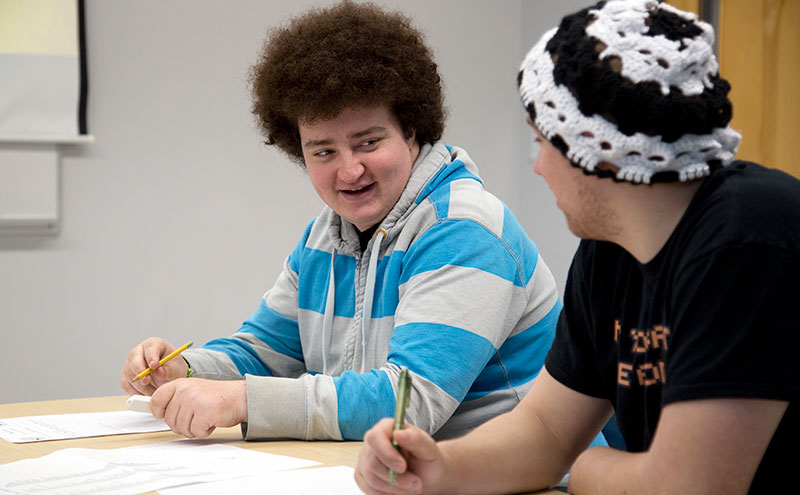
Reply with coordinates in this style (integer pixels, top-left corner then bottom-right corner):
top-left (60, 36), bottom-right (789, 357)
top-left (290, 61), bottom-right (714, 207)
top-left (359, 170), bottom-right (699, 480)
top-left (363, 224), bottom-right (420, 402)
top-left (359, 138), bottom-right (380, 148)
top-left (314, 149), bottom-right (334, 157)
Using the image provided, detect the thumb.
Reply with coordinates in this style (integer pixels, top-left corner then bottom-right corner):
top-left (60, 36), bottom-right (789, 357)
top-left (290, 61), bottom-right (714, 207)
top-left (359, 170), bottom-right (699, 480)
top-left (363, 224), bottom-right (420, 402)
top-left (145, 347), bottom-right (167, 370)
top-left (144, 340), bottom-right (176, 370)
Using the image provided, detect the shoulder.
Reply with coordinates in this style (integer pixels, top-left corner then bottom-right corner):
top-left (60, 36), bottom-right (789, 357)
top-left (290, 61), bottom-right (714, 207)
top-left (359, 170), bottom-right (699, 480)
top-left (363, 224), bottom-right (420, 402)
top-left (676, 162), bottom-right (800, 259)
top-left (404, 200), bottom-right (544, 289)
top-left (286, 215), bottom-right (334, 272)
top-left (421, 145), bottom-right (531, 242)
top-left (705, 162), bottom-right (800, 212)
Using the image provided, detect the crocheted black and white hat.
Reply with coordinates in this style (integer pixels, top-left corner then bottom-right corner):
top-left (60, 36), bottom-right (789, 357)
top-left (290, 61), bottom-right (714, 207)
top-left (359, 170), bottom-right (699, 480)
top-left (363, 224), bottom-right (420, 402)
top-left (518, 0), bottom-right (741, 184)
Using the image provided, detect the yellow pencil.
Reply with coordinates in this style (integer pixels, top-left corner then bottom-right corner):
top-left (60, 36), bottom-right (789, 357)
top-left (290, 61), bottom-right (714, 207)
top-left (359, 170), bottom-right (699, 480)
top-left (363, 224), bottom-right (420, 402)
top-left (131, 341), bottom-right (193, 382)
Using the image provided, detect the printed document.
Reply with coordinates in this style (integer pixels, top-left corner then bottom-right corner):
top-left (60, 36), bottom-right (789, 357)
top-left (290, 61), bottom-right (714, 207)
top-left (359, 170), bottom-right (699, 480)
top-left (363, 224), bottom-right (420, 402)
top-left (0, 411), bottom-right (169, 443)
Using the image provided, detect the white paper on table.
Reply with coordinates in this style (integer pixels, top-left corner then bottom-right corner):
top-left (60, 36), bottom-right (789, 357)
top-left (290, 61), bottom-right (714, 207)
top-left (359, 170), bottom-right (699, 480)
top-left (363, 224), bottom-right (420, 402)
top-left (160, 465), bottom-right (363, 495)
top-left (0, 411), bottom-right (169, 443)
top-left (119, 439), bottom-right (321, 478)
top-left (0, 439), bottom-right (321, 495)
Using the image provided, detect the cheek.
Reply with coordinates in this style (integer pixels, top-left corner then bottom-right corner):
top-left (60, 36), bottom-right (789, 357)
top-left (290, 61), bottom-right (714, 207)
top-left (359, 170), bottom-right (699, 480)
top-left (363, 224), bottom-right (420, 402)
top-left (374, 150), bottom-right (409, 183)
top-left (306, 168), bottom-right (330, 196)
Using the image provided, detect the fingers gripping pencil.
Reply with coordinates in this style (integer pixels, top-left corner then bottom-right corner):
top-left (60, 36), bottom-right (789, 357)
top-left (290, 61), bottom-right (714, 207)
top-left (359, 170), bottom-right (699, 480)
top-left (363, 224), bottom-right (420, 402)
top-left (131, 341), bottom-right (193, 383)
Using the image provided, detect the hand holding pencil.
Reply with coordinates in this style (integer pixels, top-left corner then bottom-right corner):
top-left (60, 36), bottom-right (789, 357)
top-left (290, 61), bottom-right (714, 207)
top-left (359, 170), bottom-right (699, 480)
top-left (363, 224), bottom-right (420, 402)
top-left (120, 338), bottom-right (193, 396)
top-left (132, 340), bottom-right (192, 382)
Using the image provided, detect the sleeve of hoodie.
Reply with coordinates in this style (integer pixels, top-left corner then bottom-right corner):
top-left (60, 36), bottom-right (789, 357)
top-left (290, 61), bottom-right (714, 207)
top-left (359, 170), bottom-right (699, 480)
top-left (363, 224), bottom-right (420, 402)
top-left (377, 211), bottom-right (554, 440)
top-left (180, 220), bottom-right (356, 441)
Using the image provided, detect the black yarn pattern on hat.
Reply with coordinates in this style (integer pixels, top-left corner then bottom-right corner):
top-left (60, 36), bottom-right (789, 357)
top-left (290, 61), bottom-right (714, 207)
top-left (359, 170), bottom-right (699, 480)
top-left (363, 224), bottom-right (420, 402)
top-left (546, 2), bottom-right (733, 144)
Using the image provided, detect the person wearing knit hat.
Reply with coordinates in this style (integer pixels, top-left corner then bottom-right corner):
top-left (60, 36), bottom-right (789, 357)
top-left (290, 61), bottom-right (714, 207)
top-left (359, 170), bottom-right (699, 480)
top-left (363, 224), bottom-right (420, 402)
top-left (355, 1), bottom-right (799, 493)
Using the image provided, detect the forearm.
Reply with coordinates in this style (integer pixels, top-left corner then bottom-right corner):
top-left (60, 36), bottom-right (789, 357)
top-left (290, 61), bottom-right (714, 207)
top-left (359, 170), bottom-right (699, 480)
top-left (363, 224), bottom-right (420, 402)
top-left (243, 374), bottom-right (341, 440)
top-left (430, 369), bottom-right (612, 494)
top-left (568, 446), bottom-right (646, 495)
top-left (434, 406), bottom-right (573, 494)
top-left (566, 398), bottom-right (787, 495)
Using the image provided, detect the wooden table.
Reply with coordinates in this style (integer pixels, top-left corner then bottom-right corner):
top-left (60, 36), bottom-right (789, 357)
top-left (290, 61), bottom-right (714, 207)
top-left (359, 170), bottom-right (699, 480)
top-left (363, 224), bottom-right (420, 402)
top-left (0, 396), bottom-right (563, 494)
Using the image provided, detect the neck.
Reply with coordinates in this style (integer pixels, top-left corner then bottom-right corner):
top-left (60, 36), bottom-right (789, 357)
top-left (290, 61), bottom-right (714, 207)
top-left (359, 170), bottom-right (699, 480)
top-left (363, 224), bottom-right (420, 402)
top-left (608, 180), bottom-right (702, 264)
top-left (356, 224), bottom-right (379, 252)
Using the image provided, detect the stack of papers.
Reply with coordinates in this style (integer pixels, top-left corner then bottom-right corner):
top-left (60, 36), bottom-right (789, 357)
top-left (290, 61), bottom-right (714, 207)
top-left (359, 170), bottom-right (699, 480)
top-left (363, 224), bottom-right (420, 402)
top-left (0, 410), bottom-right (364, 495)
top-left (0, 440), bottom-right (357, 495)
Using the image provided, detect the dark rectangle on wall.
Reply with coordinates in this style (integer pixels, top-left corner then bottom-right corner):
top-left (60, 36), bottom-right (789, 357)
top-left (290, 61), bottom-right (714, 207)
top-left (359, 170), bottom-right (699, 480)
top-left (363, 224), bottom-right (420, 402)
top-left (78, 0), bottom-right (89, 135)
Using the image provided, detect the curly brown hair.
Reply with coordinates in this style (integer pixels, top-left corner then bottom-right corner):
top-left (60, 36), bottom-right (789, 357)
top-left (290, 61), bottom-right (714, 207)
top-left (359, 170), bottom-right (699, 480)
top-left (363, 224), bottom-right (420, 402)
top-left (250, 1), bottom-right (446, 166)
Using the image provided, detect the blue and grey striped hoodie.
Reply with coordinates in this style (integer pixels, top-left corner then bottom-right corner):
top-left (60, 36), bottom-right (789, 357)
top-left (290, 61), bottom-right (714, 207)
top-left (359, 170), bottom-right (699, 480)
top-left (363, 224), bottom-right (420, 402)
top-left (181, 142), bottom-right (561, 441)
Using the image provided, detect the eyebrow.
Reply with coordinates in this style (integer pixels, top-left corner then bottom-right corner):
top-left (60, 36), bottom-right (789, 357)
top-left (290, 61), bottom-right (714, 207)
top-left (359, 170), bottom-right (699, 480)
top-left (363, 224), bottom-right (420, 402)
top-left (526, 115), bottom-right (543, 136)
top-left (302, 126), bottom-right (388, 149)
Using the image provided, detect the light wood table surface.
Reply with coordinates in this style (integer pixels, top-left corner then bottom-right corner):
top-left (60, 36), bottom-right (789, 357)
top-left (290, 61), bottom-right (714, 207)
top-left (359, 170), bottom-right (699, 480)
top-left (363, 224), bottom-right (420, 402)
top-left (0, 395), bottom-right (563, 494)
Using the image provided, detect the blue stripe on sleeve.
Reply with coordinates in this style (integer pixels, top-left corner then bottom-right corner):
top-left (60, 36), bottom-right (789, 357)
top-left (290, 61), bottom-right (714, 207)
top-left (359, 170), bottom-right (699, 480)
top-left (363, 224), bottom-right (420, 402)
top-left (388, 323), bottom-right (496, 401)
top-left (499, 299), bottom-right (560, 385)
top-left (399, 220), bottom-right (522, 286)
top-left (201, 338), bottom-right (272, 377)
top-left (333, 369), bottom-right (395, 440)
top-left (238, 298), bottom-right (304, 362)
top-left (465, 300), bottom-right (561, 401)
top-left (463, 353), bottom-right (506, 402)
top-left (501, 204), bottom-right (540, 284)
top-left (288, 219), bottom-right (316, 274)
top-left (296, 249), bottom-right (357, 317)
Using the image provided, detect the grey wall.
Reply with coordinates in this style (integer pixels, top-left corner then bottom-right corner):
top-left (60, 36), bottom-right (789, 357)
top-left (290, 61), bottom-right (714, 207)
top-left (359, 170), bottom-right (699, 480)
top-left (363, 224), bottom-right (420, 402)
top-left (0, 0), bottom-right (587, 404)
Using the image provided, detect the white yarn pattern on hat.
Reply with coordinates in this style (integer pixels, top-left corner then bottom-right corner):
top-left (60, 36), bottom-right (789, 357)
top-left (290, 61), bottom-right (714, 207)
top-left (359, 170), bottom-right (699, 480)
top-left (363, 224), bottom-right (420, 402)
top-left (587, 0), bottom-right (716, 96)
top-left (518, 0), bottom-right (741, 184)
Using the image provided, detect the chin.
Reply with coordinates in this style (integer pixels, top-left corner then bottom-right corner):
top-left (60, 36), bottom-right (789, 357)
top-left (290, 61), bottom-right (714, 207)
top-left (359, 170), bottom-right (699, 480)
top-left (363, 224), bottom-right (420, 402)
top-left (565, 217), bottom-right (593, 240)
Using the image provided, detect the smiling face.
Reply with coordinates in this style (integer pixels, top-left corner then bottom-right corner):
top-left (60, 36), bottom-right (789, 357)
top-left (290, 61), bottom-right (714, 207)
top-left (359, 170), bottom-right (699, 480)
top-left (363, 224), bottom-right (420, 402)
top-left (299, 106), bottom-right (420, 232)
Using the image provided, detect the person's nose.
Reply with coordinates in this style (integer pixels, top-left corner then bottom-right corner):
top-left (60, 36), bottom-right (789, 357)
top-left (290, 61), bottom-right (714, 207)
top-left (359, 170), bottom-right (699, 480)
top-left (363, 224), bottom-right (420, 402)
top-left (533, 153), bottom-right (543, 176)
top-left (338, 152), bottom-right (365, 183)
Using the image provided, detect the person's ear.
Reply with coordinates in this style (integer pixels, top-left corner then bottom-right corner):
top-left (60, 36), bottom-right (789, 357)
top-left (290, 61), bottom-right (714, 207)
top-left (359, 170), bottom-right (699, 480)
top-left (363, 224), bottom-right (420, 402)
top-left (404, 127), bottom-right (416, 146)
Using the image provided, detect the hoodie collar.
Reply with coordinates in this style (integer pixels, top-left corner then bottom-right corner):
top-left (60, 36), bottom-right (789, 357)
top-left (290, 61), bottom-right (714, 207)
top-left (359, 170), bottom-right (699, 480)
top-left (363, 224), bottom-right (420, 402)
top-left (324, 142), bottom-right (452, 255)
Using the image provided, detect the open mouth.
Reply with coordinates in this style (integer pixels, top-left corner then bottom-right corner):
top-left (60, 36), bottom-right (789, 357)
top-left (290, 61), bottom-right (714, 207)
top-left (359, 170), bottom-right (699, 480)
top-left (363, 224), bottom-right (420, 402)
top-left (340, 183), bottom-right (375, 199)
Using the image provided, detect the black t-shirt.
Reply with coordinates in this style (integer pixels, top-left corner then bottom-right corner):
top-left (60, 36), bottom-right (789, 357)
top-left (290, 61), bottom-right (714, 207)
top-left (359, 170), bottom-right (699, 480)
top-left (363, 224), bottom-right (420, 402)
top-left (545, 162), bottom-right (800, 492)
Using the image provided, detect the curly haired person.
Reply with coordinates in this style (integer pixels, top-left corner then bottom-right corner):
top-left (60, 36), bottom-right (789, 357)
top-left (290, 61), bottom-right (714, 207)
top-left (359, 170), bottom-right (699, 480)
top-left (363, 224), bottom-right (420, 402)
top-left (120, 1), bottom-right (567, 445)
top-left (355, 1), bottom-right (799, 493)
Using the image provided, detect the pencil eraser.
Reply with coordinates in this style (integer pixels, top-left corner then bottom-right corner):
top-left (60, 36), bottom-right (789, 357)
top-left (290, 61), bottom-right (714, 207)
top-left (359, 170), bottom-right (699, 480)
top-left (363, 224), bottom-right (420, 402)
top-left (125, 394), bottom-right (153, 414)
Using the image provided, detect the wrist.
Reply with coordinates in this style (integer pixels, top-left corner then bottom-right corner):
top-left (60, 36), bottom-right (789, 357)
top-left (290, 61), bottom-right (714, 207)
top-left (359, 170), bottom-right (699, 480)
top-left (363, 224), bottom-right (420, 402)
top-left (433, 441), bottom-right (462, 494)
top-left (182, 357), bottom-right (193, 378)
top-left (568, 446), bottom-right (631, 494)
top-left (238, 379), bottom-right (248, 423)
